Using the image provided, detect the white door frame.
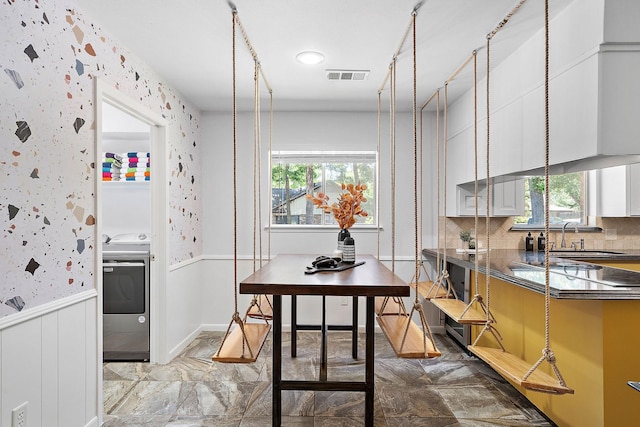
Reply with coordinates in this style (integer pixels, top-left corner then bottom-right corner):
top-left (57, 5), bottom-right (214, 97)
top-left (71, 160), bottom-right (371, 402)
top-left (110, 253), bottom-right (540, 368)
top-left (95, 77), bottom-right (169, 420)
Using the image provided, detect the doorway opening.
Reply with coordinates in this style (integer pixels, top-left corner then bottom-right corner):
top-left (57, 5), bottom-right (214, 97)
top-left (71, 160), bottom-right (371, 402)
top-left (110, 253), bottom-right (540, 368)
top-left (95, 78), bottom-right (168, 422)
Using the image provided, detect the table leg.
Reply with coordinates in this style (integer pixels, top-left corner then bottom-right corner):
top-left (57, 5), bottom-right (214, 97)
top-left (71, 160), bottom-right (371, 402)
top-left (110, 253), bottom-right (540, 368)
top-left (291, 295), bottom-right (297, 358)
top-left (352, 296), bottom-right (358, 359)
top-left (273, 295), bottom-right (282, 427)
top-left (365, 296), bottom-right (374, 427)
top-left (320, 295), bottom-right (328, 381)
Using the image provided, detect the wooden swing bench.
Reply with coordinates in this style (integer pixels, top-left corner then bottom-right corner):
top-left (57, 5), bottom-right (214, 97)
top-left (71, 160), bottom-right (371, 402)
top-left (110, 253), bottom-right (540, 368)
top-left (430, 298), bottom-right (486, 324)
top-left (375, 296), bottom-right (406, 316)
top-left (410, 279), bottom-right (449, 300)
top-left (375, 296), bottom-right (440, 358)
top-left (212, 321), bottom-right (270, 363)
top-left (468, 345), bottom-right (574, 395)
top-left (377, 313), bottom-right (441, 358)
top-left (246, 294), bottom-right (273, 319)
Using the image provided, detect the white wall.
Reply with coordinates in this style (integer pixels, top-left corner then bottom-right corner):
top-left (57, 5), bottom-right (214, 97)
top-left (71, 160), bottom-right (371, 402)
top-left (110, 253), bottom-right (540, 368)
top-left (200, 110), bottom-right (441, 330)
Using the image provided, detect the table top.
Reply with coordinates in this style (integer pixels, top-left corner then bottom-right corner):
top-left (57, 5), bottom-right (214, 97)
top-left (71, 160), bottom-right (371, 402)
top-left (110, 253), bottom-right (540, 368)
top-left (240, 254), bottom-right (410, 297)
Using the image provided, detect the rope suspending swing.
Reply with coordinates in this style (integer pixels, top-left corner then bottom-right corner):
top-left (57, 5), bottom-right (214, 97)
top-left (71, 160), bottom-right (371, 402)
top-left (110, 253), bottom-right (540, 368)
top-left (410, 91), bottom-right (447, 302)
top-left (246, 61), bottom-right (274, 321)
top-left (421, 51), bottom-right (486, 324)
top-left (213, 9), bottom-right (271, 363)
top-left (376, 9), bottom-right (440, 358)
top-left (467, 0), bottom-right (573, 395)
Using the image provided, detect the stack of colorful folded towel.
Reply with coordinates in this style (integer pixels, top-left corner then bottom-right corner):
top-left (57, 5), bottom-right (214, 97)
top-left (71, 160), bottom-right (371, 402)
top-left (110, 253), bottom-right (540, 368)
top-left (102, 152), bottom-right (122, 181)
top-left (121, 152), bottom-right (150, 181)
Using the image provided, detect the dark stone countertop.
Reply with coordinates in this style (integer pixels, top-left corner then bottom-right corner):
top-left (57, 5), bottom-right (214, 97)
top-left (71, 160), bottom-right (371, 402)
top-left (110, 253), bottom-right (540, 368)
top-left (422, 248), bottom-right (640, 300)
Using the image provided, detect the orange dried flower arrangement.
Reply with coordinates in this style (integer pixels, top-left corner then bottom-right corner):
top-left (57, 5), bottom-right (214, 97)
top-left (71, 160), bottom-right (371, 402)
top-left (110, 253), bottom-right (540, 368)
top-left (306, 183), bottom-right (368, 229)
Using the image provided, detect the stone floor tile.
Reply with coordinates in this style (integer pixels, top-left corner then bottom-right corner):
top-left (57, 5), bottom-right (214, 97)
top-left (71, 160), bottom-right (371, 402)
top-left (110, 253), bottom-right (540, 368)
top-left (174, 380), bottom-right (257, 417)
top-left (111, 380), bottom-right (195, 416)
top-left (102, 331), bottom-right (556, 426)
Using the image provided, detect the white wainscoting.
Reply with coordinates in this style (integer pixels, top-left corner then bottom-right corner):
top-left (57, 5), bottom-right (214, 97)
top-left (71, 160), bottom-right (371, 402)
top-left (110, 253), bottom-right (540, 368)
top-left (0, 290), bottom-right (99, 427)
top-left (165, 257), bottom-right (204, 362)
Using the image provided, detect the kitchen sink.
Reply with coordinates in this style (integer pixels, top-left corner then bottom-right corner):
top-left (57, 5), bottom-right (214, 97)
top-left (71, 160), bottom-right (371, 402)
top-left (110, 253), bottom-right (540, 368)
top-left (549, 250), bottom-right (623, 258)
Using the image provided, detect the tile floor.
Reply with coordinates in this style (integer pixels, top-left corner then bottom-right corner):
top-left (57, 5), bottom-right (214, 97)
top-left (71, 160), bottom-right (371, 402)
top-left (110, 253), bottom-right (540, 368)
top-left (102, 331), bottom-right (556, 426)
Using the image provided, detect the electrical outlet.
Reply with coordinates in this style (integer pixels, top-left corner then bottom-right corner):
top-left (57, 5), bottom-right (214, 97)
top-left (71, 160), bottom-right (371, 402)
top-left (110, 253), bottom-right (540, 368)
top-left (340, 296), bottom-right (349, 306)
top-left (12, 401), bottom-right (28, 427)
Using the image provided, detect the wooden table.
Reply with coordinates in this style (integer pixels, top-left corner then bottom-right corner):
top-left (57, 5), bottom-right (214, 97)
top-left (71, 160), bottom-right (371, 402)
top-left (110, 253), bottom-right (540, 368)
top-left (240, 254), bottom-right (409, 427)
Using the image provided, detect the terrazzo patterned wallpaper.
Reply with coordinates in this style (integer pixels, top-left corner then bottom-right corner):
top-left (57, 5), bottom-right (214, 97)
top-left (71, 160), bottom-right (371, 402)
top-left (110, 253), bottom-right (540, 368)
top-left (1, 0), bottom-right (202, 317)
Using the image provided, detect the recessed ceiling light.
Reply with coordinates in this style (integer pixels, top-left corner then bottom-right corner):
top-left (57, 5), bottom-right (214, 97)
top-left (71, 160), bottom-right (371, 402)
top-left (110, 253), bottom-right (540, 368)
top-left (296, 51), bottom-right (325, 65)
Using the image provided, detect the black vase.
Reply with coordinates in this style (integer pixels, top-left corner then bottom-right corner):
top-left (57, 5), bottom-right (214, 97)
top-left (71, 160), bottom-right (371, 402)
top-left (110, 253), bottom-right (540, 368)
top-left (337, 228), bottom-right (350, 251)
top-left (343, 236), bottom-right (355, 263)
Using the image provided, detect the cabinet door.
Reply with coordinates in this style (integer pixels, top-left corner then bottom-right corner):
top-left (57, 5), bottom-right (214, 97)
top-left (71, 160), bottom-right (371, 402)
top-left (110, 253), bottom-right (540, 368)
top-left (629, 163), bottom-right (640, 216)
top-left (596, 165), bottom-right (630, 217)
top-left (456, 183), bottom-right (487, 216)
top-left (455, 178), bottom-right (524, 217)
top-left (492, 178), bottom-right (525, 216)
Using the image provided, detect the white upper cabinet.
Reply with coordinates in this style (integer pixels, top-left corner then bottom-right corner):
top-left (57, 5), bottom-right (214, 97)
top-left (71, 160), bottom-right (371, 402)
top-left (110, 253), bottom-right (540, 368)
top-left (593, 164), bottom-right (640, 217)
top-left (442, 0), bottom-right (640, 216)
top-left (454, 178), bottom-right (524, 218)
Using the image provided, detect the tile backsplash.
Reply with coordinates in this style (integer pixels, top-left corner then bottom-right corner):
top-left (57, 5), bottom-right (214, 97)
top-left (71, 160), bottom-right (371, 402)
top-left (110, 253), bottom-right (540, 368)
top-left (440, 216), bottom-right (640, 251)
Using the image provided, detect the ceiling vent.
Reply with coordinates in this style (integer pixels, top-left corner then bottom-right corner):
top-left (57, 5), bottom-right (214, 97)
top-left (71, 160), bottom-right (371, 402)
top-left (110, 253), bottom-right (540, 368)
top-left (326, 70), bottom-right (370, 81)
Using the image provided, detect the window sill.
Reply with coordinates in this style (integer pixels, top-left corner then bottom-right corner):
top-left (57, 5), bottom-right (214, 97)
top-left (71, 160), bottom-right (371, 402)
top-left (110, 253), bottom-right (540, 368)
top-left (266, 225), bottom-right (382, 233)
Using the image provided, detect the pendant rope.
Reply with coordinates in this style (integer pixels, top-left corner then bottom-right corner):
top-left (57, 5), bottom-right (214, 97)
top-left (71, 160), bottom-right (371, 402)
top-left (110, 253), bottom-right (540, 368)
top-left (377, 91), bottom-right (382, 260)
top-left (213, 7), bottom-right (271, 363)
top-left (390, 59), bottom-right (397, 272)
top-left (232, 11), bottom-right (239, 317)
top-left (375, 8), bottom-right (439, 358)
top-left (268, 91), bottom-right (273, 260)
top-left (522, 0), bottom-right (570, 389)
top-left (467, 0), bottom-right (572, 394)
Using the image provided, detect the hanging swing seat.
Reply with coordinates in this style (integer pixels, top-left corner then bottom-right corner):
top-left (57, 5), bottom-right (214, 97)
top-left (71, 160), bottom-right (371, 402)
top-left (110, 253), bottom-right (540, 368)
top-left (410, 280), bottom-right (449, 300)
top-left (430, 298), bottom-right (486, 324)
top-left (247, 294), bottom-right (273, 320)
top-left (377, 314), bottom-right (441, 358)
top-left (375, 296), bottom-right (407, 316)
top-left (468, 345), bottom-right (574, 395)
top-left (212, 322), bottom-right (271, 363)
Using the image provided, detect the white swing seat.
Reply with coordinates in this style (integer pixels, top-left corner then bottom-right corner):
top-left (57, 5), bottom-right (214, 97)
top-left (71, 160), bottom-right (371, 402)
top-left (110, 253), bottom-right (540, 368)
top-left (377, 315), bottom-right (440, 358)
top-left (212, 322), bottom-right (271, 363)
top-left (468, 345), bottom-right (574, 395)
top-left (246, 294), bottom-right (273, 320)
top-left (430, 298), bottom-right (486, 324)
top-left (411, 280), bottom-right (449, 300)
top-left (375, 296), bottom-right (407, 316)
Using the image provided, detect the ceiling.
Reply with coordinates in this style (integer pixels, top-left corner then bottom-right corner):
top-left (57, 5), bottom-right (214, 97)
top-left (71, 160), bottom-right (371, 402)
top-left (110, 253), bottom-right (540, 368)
top-left (75, 0), bottom-right (573, 112)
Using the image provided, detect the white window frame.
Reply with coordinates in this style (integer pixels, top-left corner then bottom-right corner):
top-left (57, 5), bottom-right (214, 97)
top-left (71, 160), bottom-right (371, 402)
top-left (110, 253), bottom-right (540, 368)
top-left (511, 170), bottom-right (592, 230)
top-left (270, 150), bottom-right (378, 228)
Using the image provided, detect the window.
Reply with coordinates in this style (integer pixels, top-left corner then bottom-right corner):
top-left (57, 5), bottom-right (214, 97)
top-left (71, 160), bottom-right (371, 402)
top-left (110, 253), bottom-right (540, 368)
top-left (514, 171), bottom-right (587, 226)
top-left (271, 151), bottom-right (377, 226)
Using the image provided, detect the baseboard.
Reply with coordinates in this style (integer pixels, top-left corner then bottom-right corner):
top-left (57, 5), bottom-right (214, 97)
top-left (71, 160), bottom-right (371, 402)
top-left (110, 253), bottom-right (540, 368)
top-left (168, 325), bottom-right (204, 360)
top-left (85, 416), bottom-right (99, 427)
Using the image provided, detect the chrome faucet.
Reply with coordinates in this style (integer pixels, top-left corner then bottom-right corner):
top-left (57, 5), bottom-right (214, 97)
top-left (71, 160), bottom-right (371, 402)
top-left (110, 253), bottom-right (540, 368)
top-left (560, 222), bottom-right (578, 248)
